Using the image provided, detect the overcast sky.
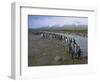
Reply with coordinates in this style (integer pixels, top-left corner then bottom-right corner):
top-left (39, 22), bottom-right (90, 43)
top-left (28, 15), bottom-right (88, 28)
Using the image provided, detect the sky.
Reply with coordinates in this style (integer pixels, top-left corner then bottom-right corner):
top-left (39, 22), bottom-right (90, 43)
top-left (28, 15), bottom-right (88, 28)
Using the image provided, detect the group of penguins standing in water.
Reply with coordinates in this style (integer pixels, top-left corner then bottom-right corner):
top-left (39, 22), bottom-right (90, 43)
top-left (40, 31), bottom-right (82, 60)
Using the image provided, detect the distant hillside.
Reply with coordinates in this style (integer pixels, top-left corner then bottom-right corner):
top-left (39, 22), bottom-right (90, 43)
top-left (30, 24), bottom-right (88, 30)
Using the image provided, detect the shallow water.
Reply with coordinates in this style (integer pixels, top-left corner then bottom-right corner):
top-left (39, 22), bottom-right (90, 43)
top-left (64, 34), bottom-right (88, 56)
top-left (42, 32), bottom-right (88, 56)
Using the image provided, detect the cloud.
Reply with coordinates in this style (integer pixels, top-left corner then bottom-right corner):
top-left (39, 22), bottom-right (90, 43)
top-left (28, 15), bottom-right (88, 28)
